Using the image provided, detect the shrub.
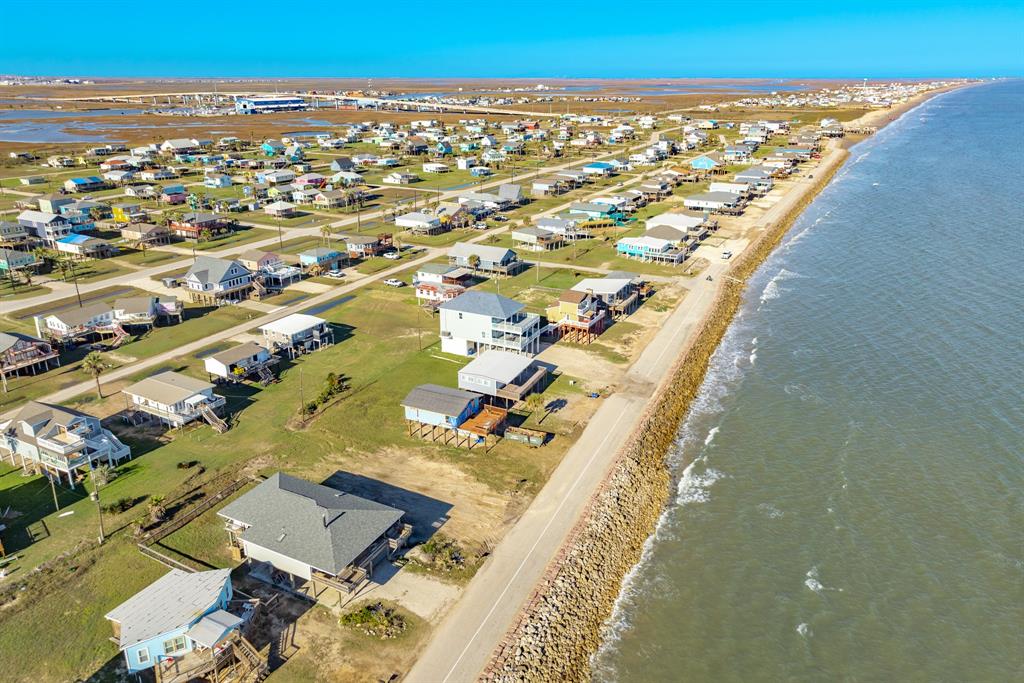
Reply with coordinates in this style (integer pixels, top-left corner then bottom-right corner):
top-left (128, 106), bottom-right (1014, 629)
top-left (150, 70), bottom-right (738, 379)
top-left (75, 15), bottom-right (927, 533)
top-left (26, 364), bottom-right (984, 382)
top-left (101, 497), bottom-right (136, 514)
top-left (340, 602), bottom-right (406, 639)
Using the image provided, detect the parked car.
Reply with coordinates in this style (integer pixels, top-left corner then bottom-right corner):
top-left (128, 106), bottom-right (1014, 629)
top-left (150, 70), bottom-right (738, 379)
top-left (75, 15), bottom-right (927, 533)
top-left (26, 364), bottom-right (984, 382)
top-left (492, 214), bottom-right (509, 222)
top-left (474, 222), bottom-right (489, 230)
top-left (383, 278), bottom-right (405, 287)
top-left (721, 250), bottom-right (733, 260)
top-left (383, 251), bottom-right (401, 260)
top-left (326, 269), bottom-right (345, 279)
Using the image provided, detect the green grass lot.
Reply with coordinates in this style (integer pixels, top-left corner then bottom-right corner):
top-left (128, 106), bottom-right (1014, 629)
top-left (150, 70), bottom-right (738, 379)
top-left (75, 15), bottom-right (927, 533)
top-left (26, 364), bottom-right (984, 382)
top-left (192, 225), bottom-right (277, 251)
top-left (0, 278), bottom-right (51, 300)
top-left (0, 300), bottom-right (256, 410)
top-left (109, 245), bottom-right (180, 267)
top-left (52, 257), bottom-right (133, 284)
top-left (237, 209), bottom-right (333, 229)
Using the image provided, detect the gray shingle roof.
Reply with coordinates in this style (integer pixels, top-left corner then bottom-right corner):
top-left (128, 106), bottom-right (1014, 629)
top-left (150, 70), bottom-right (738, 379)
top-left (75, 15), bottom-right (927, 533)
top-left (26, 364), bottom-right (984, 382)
top-left (186, 256), bottom-right (246, 286)
top-left (104, 569), bottom-right (231, 649)
top-left (402, 383), bottom-right (481, 417)
top-left (0, 331), bottom-right (45, 354)
top-left (439, 290), bottom-right (523, 318)
top-left (218, 473), bottom-right (404, 576)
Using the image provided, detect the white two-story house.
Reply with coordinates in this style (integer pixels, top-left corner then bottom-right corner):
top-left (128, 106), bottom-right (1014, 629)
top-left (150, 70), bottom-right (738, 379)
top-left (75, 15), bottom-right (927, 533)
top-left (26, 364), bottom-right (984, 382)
top-left (439, 291), bottom-right (542, 357)
top-left (182, 256), bottom-right (253, 304)
top-left (0, 401), bottom-right (131, 486)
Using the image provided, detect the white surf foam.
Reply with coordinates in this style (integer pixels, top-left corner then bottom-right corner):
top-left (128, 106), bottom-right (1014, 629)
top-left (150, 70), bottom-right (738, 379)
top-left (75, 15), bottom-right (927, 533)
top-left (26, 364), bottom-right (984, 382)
top-left (797, 622), bottom-right (812, 638)
top-left (704, 426), bottom-right (720, 446)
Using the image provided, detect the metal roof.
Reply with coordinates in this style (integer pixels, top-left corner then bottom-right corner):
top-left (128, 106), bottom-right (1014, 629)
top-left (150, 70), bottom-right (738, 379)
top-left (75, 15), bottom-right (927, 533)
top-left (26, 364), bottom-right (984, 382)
top-left (124, 371), bottom-right (213, 405)
top-left (209, 341), bottom-right (268, 366)
top-left (105, 569), bottom-right (230, 649)
top-left (402, 383), bottom-right (482, 416)
top-left (259, 313), bottom-right (325, 337)
top-left (459, 350), bottom-right (536, 385)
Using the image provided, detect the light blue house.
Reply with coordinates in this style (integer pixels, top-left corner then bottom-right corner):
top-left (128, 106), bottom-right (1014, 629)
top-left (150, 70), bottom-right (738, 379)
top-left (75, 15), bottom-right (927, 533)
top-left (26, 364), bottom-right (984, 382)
top-left (402, 383), bottom-right (483, 429)
top-left (204, 174), bottom-right (232, 188)
top-left (298, 246), bottom-right (345, 271)
top-left (582, 161), bottom-right (615, 176)
top-left (690, 154), bottom-right (722, 171)
top-left (105, 569), bottom-right (237, 674)
top-left (261, 140), bottom-right (284, 157)
top-left (435, 141), bottom-right (453, 155)
top-left (567, 201), bottom-right (616, 220)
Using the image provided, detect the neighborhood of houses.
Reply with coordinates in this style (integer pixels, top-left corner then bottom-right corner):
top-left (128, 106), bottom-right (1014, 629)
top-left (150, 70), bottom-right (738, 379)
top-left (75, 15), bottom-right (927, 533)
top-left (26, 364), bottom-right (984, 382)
top-left (0, 88), bottom-right (878, 682)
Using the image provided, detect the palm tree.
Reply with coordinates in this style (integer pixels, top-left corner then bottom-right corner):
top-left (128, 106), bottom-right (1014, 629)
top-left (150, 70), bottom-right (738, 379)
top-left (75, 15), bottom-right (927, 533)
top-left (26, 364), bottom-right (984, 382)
top-left (467, 254), bottom-right (481, 271)
top-left (525, 392), bottom-right (547, 423)
top-left (320, 224), bottom-right (332, 247)
top-left (81, 351), bottom-right (106, 399)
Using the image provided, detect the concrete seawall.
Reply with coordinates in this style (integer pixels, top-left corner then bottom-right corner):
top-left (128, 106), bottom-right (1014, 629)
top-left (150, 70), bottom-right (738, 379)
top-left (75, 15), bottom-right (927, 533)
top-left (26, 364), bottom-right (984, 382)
top-left (482, 147), bottom-right (852, 682)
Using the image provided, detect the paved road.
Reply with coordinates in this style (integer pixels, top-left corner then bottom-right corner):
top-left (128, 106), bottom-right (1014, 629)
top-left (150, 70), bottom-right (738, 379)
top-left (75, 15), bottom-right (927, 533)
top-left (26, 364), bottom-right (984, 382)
top-left (405, 258), bottom-right (724, 683)
top-left (405, 143), bottom-right (845, 683)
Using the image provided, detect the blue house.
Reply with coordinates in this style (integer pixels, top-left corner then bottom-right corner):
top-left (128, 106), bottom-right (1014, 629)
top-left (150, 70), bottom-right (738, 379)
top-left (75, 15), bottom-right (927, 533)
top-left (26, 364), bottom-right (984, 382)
top-left (260, 141), bottom-right (284, 157)
top-left (459, 142), bottom-right (480, 153)
top-left (105, 569), bottom-right (237, 674)
top-left (298, 246), bottom-right (345, 271)
top-left (567, 201), bottom-right (616, 220)
top-left (402, 383), bottom-right (483, 429)
top-left (62, 176), bottom-right (106, 193)
top-left (204, 174), bottom-right (233, 188)
top-left (690, 153), bottom-right (723, 171)
top-left (470, 166), bottom-right (491, 177)
top-left (435, 141), bottom-right (453, 155)
top-left (582, 161), bottom-right (615, 177)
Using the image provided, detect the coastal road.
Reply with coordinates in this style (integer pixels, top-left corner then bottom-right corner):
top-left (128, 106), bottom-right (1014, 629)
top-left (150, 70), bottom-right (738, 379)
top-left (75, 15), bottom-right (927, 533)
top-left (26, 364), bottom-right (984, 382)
top-left (406, 259), bottom-right (726, 683)
top-left (407, 143), bottom-right (848, 683)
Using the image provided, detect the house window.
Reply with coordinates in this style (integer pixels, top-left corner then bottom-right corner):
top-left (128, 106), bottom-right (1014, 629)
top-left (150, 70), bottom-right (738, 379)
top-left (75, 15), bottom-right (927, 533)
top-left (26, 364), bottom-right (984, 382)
top-left (137, 648), bottom-right (150, 665)
top-left (163, 635), bottom-right (187, 655)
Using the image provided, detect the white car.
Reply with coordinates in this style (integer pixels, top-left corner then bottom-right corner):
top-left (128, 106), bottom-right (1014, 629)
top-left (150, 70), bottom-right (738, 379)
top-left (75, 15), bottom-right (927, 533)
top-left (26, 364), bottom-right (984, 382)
top-left (383, 251), bottom-right (401, 260)
top-left (383, 278), bottom-right (405, 287)
top-left (721, 250), bottom-right (733, 260)
top-left (326, 269), bottom-right (345, 279)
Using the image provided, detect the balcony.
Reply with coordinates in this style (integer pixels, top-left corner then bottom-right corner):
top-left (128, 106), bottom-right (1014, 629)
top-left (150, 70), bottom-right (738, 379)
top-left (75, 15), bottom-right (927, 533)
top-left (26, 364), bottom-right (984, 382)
top-left (37, 431), bottom-right (87, 456)
top-left (492, 313), bottom-right (540, 336)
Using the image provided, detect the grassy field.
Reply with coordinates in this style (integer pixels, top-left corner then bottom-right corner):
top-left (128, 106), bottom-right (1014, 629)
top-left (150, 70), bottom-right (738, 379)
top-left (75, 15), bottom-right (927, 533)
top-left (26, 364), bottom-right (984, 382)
top-left (0, 279), bottom-right (51, 300)
top-left (191, 225), bottom-right (277, 251)
top-left (0, 274), bottom-right (592, 682)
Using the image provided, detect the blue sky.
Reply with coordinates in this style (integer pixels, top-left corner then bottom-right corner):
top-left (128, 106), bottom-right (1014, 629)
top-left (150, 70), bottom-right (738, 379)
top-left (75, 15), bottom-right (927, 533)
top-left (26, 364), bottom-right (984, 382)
top-left (2, 1), bottom-right (1020, 78)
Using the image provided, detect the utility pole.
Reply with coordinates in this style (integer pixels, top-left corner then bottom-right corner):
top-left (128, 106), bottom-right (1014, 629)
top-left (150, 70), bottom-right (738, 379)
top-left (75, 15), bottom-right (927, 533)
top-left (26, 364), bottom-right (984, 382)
top-left (90, 467), bottom-right (105, 544)
top-left (49, 473), bottom-right (59, 512)
top-left (68, 261), bottom-right (82, 307)
top-left (298, 367), bottom-right (305, 414)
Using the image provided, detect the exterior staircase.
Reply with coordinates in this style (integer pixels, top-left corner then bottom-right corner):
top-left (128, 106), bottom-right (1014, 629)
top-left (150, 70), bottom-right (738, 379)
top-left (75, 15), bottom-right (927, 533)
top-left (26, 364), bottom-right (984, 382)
top-left (198, 402), bottom-right (229, 433)
top-left (107, 324), bottom-right (130, 348)
top-left (256, 365), bottom-right (275, 386)
top-left (252, 276), bottom-right (267, 300)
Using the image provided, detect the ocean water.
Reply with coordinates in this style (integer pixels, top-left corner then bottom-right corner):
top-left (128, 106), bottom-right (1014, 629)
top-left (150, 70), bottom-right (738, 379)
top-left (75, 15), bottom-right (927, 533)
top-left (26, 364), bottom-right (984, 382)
top-left (592, 80), bottom-right (1024, 682)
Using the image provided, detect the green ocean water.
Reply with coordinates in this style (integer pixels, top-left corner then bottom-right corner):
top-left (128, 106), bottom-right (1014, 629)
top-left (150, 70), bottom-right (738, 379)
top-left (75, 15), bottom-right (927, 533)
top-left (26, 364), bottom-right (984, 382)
top-left (592, 80), bottom-right (1024, 682)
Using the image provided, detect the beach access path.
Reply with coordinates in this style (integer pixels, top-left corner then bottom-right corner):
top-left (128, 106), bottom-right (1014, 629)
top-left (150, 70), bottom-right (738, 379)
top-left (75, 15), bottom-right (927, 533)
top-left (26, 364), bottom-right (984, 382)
top-left (405, 140), bottom-right (849, 683)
